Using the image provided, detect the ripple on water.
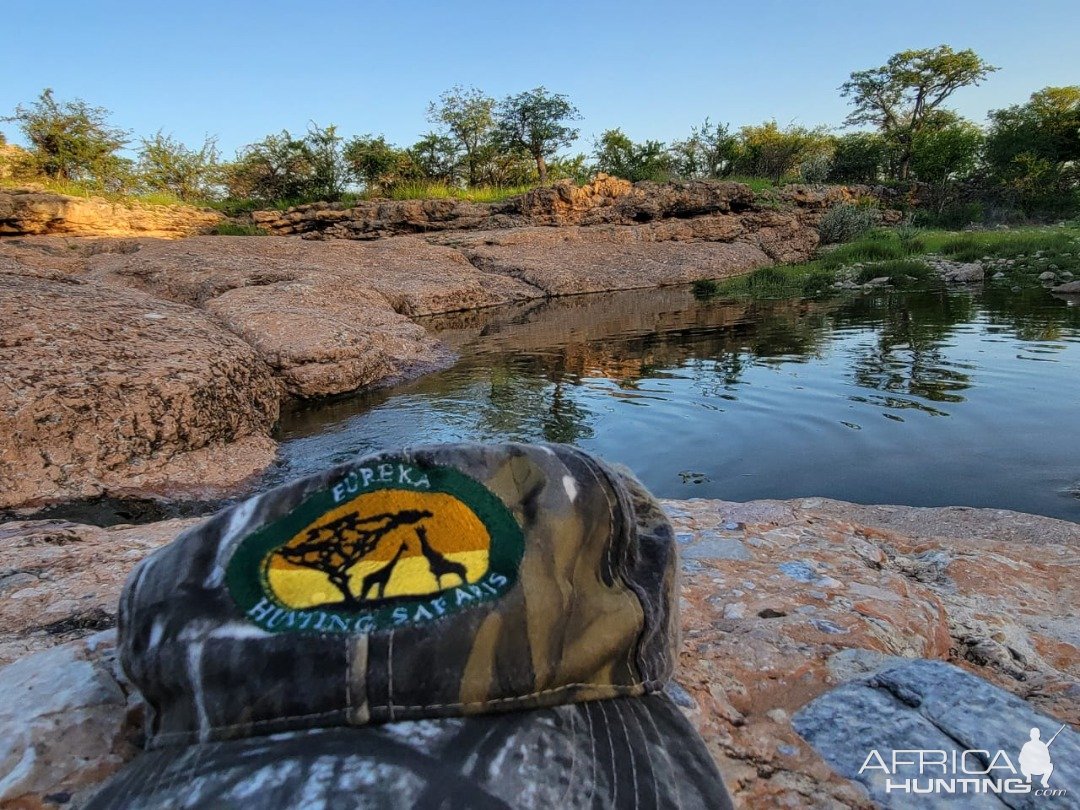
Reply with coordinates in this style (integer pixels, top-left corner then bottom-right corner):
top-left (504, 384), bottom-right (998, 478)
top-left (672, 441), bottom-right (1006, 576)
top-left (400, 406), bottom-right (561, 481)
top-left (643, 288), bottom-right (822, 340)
top-left (271, 286), bottom-right (1080, 522)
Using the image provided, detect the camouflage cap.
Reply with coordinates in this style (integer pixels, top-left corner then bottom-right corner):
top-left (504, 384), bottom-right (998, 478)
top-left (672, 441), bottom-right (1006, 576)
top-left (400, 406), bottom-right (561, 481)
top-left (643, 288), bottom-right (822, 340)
top-left (87, 442), bottom-right (731, 809)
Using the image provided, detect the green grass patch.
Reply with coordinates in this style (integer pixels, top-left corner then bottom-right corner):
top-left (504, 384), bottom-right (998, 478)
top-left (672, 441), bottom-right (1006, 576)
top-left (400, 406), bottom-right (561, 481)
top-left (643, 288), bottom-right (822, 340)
top-left (0, 176), bottom-right (193, 207)
top-left (703, 261), bottom-right (839, 300)
top-left (372, 182), bottom-right (537, 204)
top-left (727, 176), bottom-right (776, 193)
top-left (708, 224), bottom-right (1080, 301)
top-left (854, 259), bottom-right (934, 286)
top-left (818, 236), bottom-right (915, 270)
top-left (927, 229), bottom-right (1080, 262)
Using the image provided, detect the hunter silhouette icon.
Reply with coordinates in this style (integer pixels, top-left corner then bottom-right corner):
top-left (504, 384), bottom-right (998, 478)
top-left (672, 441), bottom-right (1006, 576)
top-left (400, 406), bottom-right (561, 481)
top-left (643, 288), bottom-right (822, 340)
top-left (1019, 724), bottom-right (1065, 788)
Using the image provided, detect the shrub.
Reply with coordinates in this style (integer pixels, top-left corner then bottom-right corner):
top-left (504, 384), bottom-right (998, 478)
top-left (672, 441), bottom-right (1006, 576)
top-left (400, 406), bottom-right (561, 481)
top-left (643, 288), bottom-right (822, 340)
top-left (138, 132), bottom-right (221, 201)
top-left (912, 201), bottom-right (984, 229)
top-left (691, 278), bottom-right (721, 299)
top-left (746, 266), bottom-right (790, 293)
top-left (734, 121), bottom-right (832, 184)
top-left (819, 203), bottom-right (878, 243)
top-left (799, 152), bottom-right (833, 183)
top-left (5, 88), bottom-right (130, 187)
top-left (800, 268), bottom-right (837, 296)
top-left (828, 132), bottom-right (891, 183)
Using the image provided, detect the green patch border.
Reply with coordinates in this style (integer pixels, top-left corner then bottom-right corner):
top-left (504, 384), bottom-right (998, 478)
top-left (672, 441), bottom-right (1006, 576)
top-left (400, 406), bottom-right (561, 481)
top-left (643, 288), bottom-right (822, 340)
top-left (226, 461), bottom-right (524, 633)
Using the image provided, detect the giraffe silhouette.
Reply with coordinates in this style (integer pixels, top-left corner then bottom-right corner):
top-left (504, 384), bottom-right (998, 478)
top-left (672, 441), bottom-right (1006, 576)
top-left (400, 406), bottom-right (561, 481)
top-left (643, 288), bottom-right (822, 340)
top-left (416, 526), bottom-right (468, 587)
top-left (359, 542), bottom-right (409, 601)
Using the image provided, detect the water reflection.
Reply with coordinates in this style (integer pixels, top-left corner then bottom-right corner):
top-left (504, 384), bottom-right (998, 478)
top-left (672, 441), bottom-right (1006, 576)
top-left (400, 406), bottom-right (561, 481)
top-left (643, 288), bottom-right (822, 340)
top-left (275, 285), bottom-right (1080, 521)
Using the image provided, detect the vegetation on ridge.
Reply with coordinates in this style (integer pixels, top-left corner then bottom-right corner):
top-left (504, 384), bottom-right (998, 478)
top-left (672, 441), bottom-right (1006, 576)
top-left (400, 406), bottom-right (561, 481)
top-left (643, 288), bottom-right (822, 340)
top-left (1, 45), bottom-right (1077, 225)
top-left (694, 225), bottom-right (1080, 301)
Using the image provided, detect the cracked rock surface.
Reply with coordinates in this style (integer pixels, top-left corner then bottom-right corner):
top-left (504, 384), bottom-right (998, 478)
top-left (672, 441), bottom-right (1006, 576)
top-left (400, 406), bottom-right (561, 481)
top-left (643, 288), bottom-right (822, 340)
top-left (0, 271), bottom-right (279, 510)
top-left (793, 659), bottom-right (1079, 808)
top-left (0, 498), bottom-right (1074, 808)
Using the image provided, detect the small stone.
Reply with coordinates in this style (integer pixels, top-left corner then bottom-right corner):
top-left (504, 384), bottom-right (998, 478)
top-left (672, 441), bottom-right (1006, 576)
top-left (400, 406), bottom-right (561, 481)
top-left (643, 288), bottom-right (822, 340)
top-left (682, 535), bottom-right (751, 561)
top-left (778, 561), bottom-right (819, 583)
top-left (767, 708), bottom-right (790, 724)
top-left (665, 680), bottom-right (698, 710)
top-left (723, 603), bottom-right (747, 620)
top-left (811, 618), bottom-right (848, 635)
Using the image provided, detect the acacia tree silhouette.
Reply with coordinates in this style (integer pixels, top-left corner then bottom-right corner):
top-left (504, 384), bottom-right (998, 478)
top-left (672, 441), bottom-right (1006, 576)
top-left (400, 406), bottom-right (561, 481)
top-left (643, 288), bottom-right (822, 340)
top-left (276, 509), bottom-right (433, 606)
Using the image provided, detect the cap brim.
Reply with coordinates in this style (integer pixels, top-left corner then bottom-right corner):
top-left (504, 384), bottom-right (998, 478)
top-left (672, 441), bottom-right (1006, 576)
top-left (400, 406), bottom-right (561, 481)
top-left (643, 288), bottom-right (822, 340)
top-left (86, 693), bottom-right (731, 810)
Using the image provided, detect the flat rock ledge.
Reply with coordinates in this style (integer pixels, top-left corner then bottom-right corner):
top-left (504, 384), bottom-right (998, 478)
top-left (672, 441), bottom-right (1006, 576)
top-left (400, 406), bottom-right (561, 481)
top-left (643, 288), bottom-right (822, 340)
top-left (0, 188), bottom-right (223, 238)
top-left (0, 498), bottom-right (1075, 808)
top-left (0, 179), bottom-right (854, 510)
top-left (0, 271), bottom-right (280, 511)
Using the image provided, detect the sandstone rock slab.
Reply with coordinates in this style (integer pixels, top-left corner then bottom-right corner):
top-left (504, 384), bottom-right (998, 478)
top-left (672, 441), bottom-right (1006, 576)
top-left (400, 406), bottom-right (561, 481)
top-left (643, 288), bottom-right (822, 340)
top-left (0, 518), bottom-right (197, 665)
top-left (86, 236), bottom-right (539, 396)
top-left (793, 659), bottom-right (1079, 808)
top-left (0, 188), bottom-right (221, 238)
top-left (0, 273), bottom-right (279, 509)
top-left (666, 497), bottom-right (1079, 807)
top-left (446, 225), bottom-right (788, 296)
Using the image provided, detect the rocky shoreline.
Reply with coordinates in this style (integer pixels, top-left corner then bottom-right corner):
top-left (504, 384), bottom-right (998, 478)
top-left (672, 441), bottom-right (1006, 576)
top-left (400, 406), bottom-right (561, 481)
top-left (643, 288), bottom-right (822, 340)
top-left (1, 497), bottom-right (1076, 807)
top-left (1, 178), bottom-right (869, 512)
top-left (1, 180), bottom-right (1077, 806)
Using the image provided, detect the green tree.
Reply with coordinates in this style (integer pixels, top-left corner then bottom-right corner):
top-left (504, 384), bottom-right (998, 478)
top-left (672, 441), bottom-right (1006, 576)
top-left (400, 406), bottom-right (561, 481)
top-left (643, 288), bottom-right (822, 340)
top-left (305, 123), bottom-right (350, 200)
top-left (670, 118), bottom-right (738, 179)
top-left (408, 132), bottom-right (458, 184)
top-left (481, 150), bottom-right (537, 186)
top-left (428, 86), bottom-right (495, 187)
top-left (225, 125), bottom-right (350, 202)
top-left (344, 135), bottom-right (416, 192)
top-left (734, 121), bottom-right (830, 183)
top-left (225, 130), bottom-right (315, 202)
top-left (546, 153), bottom-right (591, 183)
top-left (137, 131), bottom-right (221, 201)
top-left (827, 132), bottom-right (891, 184)
top-left (910, 119), bottom-right (983, 211)
top-left (593, 129), bottom-right (673, 182)
top-left (984, 86), bottom-right (1080, 213)
top-left (5, 88), bottom-right (130, 185)
top-left (494, 87), bottom-right (580, 183)
top-left (840, 46), bottom-right (997, 180)
top-left (910, 119), bottom-right (982, 185)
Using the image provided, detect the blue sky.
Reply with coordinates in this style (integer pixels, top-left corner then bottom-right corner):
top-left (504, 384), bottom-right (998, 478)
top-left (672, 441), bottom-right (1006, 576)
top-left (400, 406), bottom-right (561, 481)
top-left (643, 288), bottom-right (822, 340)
top-left (3, 0), bottom-right (1078, 158)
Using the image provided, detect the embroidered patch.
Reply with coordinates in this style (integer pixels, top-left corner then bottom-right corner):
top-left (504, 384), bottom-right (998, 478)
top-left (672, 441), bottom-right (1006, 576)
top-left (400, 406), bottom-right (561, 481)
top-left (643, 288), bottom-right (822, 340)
top-left (226, 460), bottom-right (524, 633)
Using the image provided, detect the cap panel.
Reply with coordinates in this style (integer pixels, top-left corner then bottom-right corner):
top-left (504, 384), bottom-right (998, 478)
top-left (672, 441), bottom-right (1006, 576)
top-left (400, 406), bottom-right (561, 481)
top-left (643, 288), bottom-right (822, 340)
top-left (508, 445), bottom-right (645, 693)
top-left (85, 695), bottom-right (731, 810)
top-left (120, 443), bottom-right (668, 745)
top-left (362, 443), bottom-right (650, 721)
top-left (605, 465), bottom-right (680, 685)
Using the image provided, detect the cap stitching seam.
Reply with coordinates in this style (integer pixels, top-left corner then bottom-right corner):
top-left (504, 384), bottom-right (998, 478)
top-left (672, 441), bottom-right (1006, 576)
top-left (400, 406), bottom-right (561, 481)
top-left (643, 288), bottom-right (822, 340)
top-left (145, 678), bottom-right (664, 747)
